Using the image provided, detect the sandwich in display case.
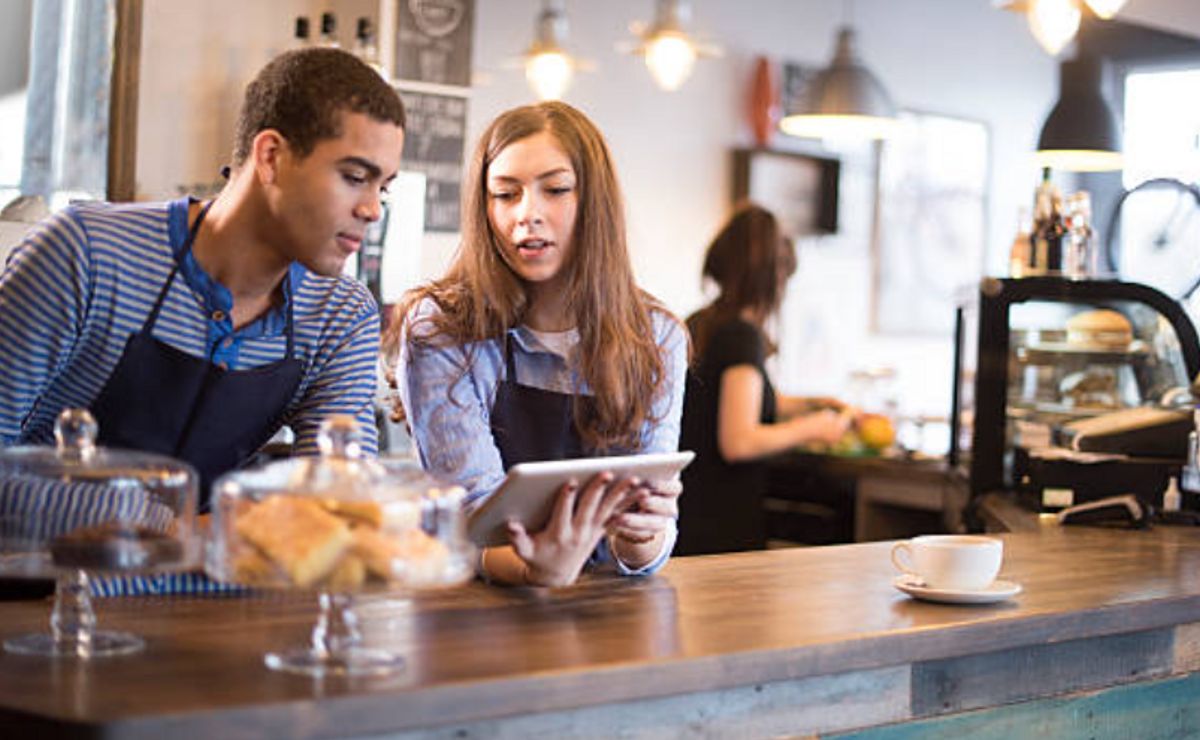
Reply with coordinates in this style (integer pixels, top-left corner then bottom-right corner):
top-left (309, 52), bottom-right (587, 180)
top-left (950, 277), bottom-right (1200, 514)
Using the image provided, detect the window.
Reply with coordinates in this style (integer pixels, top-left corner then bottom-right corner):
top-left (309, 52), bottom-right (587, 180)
top-left (1114, 67), bottom-right (1200, 301)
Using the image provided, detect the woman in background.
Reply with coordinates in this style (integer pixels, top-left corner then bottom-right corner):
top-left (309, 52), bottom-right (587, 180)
top-left (677, 203), bottom-right (851, 555)
top-left (386, 101), bottom-right (687, 587)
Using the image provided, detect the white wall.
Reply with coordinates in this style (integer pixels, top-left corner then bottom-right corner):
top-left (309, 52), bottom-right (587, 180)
top-left (137, 0), bottom-right (375, 199)
top-left (136, 0), bottom-right (1078, 423)
top-left (464, 0), bottom-right (1060, 421)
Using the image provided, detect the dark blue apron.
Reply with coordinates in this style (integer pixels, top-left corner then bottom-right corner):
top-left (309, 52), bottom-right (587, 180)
top-left (489, 333), bottom-right (586, 469)
top-left (90, 201), bottom-right (304, 510)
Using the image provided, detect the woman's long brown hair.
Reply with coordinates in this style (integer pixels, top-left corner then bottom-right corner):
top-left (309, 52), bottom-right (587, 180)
top-left (688, 203), bottom-right (796, 359)
top-left (383, 101), bottom-right (678, 452)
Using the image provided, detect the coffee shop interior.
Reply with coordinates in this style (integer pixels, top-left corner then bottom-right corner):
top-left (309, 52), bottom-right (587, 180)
top-left (6, 1), bottom-right (1200, 738)
top-left (9, 0), bottom-right (1194, 539)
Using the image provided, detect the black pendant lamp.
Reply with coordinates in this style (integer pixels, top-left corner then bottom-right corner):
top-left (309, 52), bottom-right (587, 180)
top-left (1036, 55), bottom-right (1123, 172)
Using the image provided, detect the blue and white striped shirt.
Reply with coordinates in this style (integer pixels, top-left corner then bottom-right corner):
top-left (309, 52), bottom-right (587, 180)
top-left (0, 198), bottom-right (381, 595)
top-left (398, 297), bottom-right (688, 576)
top-left (0, 198), bottom-right (380, 454)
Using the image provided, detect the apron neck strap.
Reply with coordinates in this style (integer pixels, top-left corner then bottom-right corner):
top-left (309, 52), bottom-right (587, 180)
top-left (283, 276), bottom-right (295, 358)
top-left (144, 200), bottom-right (215, 332)
top-left (502, 331), bottom-right (518, 382)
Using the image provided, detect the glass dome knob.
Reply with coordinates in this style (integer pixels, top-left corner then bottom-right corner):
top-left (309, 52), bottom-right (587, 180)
top-left (317, 415), bottom-right (362, 460)
top-left (53, 409), bottom-right (98, 460)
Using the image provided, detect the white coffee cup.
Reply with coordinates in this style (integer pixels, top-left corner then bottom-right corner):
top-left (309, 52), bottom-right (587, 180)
top-left (891, 535), bottom-right (1003, 591)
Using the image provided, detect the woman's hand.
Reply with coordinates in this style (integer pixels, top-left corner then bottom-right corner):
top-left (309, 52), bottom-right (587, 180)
top-left (609, 479), bottom-right (679, 541)
top-left (792, 408), bottom-right (854, 446)
top-left (607, 478), bottom-right (681, 569)
top-left (804, 395), bottom-right (849, 413)
top-left (507, 472), bottom-right (640, 587)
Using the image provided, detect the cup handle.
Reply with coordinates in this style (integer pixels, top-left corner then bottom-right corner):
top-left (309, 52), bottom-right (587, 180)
top-left (891, 542), bottom-right (917, 577)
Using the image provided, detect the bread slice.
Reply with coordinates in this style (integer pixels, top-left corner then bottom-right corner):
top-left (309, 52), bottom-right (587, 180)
top-left (351, 525), bottom-right (402, 580)
top-left (325, 554), bottom-right (367, 591)
top-left (394, 529), bottom-right (451, 586)
top-left (235, 496), bottom-right (352, 587)
top-left (231, 548), bottom-right (282, 586)
top-left (319, 498), bottom-right (384, 528)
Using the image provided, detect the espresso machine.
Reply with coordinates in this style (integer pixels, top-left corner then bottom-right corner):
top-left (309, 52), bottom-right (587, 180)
top-left (950, 276), bottom-right (1200, 514)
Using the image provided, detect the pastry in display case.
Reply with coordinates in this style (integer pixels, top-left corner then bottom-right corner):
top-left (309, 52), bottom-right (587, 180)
top-left (205, 415), bottom-right (474, 677)
top-left (951, 277), bottom-right (1200, 513)
top-left (0, 409), bottom-right (200, 657)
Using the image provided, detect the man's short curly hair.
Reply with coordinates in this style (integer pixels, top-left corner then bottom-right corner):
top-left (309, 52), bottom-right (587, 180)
top-left (233, 47), bottom-right (406, 165)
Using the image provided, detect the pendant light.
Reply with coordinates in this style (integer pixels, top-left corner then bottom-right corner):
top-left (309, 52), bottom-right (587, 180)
top-left (1035, 55), bottom-right (1123, 172)
top-left (623, 0), bottom-right (721, 91)
top-left (1028, 0), bottom-right (1081, 56)
top-left (1083, 0), bottom-right (1126, 20)
top-left (524, 0), bottom-right (578, 101)
top-left (779, 26), bottom-right (897, 140)
top-left (995, 0), bottom-right (1127, 56)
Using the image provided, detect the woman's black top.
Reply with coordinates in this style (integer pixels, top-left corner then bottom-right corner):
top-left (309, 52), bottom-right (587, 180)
top-left (677, 316), bottom-right (775, 555)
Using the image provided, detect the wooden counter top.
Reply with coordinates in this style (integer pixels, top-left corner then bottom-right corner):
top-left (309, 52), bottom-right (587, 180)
top-left (770, 449), bottom-right (957, 483)
top-left (3, 523), bottom-right (1200, 738)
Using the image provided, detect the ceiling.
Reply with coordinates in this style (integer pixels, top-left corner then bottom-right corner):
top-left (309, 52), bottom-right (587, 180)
top-left (1120, 0), bottom-right (1200, 40)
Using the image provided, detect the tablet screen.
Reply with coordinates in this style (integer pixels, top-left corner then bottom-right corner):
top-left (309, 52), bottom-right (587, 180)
top-left (466, 451), bottom-right (694, 547)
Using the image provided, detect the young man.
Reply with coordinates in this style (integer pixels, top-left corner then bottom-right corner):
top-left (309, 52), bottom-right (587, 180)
top-left (0, 48), bottom-right (406, 506)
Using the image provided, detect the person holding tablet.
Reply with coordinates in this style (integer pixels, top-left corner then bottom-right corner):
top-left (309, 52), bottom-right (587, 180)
top-left (387, 101), bottom-right (687, 587)
top-left (677, 204), bottom-right (852, 556)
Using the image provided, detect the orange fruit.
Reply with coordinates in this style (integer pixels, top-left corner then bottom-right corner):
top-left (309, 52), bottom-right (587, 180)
top-left (857, 414), bottom-right (895, 451)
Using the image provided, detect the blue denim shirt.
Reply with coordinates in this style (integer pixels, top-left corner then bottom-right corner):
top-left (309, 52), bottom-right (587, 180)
top-left (398, 297), bottom-right (688, 575)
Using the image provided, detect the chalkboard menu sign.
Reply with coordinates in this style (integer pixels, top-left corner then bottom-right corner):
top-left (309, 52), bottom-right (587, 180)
top-left (397, 87), bottom-right (467, 233)
top-left (395, 0), bottom-right (475, 87)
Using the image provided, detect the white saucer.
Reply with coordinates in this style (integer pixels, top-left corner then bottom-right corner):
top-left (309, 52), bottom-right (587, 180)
top-left (893, 574), bottom-right (1022, 604)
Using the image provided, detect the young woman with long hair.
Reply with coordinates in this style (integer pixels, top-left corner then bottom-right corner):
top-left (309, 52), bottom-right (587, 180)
top-left (677, 203), bottom-right (850, 555)
top-left (384, 101), bottom-right (687, 587)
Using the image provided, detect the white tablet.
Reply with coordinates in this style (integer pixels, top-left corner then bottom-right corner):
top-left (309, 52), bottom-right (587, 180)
top-left (466, 451), bottom-right (695, 548)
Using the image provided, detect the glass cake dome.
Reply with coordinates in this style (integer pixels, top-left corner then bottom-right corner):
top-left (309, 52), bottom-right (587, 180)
top-left (205, 415), bottom-right (473, 676)
top-left (0, 409), bottom-right (200, 657)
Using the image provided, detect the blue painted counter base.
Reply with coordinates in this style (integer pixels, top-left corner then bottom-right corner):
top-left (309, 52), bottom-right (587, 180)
top-left (832, 672), bottom-right (1200, 740)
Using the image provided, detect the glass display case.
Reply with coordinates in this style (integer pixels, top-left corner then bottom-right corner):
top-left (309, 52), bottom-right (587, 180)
top-left (206, 415), bottom-right (474, 677)
top-left (951, 277), bottom-right (1200, 511)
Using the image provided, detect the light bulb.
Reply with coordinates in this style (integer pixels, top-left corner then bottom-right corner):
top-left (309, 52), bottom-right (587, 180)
top-left (525, 51), bottom-right (573, 100)
top-left (1034, 149), bottom-right (1123, 172)
top-left (1028, 0), bottom-right (1081, 56)
top-left (779, 114), bottom-right (899, 141)
top-left (1083, 0), bottom-right (1125, 20)
top-left (645, 32), bottom-right (697, 91)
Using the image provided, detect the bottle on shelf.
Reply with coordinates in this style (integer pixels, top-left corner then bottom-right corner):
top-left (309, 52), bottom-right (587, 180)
top-left (293, 16), bottom-right (311, 49)
top-left (1064, 190), bottom-right (1096, 280)
top-left (354, 17), bottom-right (381, 72)
top-left (1029, 167), bottom-right (1065, 274)
top-left (319, 12), bottom-right (339, 48)
top-left (1163, 475), bottom-right (1182, 512)
top-left (1008, 206), bottom-right (1031, 278)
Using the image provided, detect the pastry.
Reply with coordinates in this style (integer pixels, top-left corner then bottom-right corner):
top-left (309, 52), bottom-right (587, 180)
top-left (231, 548), bottom-right (282, 585)
top-left (319, 498), bottom-right (384, 528)
top-left (1065, 309), bottom-right (1133, 349)
top-left (325, 554), bottom-right (367, 590)
top-left (351, 525), bottom-right (450, 585)
top-left (393, 529), bottom-right (451, 586)
top-left (350, 525), bottom-right (402, 580)
top-left (235, 496), bottom-right (352, 587)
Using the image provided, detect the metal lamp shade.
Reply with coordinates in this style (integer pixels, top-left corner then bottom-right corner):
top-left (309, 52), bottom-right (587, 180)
top-left (780, 28), bottom-right (898, 140)
top-left (1036, 57), bottom-right (1123, 172)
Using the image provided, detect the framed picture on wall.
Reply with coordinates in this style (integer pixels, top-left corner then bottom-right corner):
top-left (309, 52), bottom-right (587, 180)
top-left (871, 111), bottom-right (990, 336)
top-left (395, 87), bottom-right (467, 233)
top-left (392, 0), bottom-right (475, 87)
top-left (732, 148), bottom-right (840, 238)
